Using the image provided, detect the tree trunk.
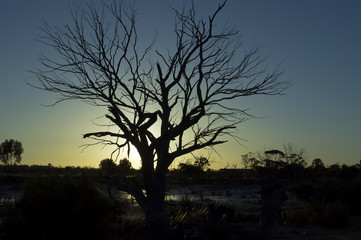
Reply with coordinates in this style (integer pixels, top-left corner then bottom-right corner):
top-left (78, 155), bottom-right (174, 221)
top-left (144, 193), bottom-right (168, 232)
top-left (143, 170), bottom-right (169, 236)
top-left (115, 171), bottom-right (169, 236)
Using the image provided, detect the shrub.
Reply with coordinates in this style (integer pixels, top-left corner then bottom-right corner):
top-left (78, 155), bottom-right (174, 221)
top-left (285, 201), bottom-right (349, 228)
top-left (285, 205), bottom-right (313, 226)
top-left (291, 181), bottom-right (316, 202)
top-left (291, 179), bottom-right (361, 217)
top-left (322, 202), bottom-right (349, 228)
top-left (168, 199), bottom-right (207, 229)
top-left (119, 218), bottom-right (145, 239)
top-left (338, 179), bottom-right (361, 216)
top-left (2, 176), bottom-right (116, 240)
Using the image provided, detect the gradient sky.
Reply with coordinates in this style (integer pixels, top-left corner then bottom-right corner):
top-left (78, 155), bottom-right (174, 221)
top-left (1, 0), bottom-right (360, 169)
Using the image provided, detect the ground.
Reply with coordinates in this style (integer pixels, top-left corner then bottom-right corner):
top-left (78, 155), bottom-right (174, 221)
top-left (2, 181), bottom-right (361, 239)
top-left (278, 218), bottom-right (361, 240)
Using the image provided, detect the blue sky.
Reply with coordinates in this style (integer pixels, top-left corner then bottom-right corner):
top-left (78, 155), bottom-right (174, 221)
top-left (1, 0), bottom-right (360, 168)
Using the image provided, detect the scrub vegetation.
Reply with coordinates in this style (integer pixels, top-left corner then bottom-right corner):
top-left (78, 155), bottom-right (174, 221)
top-left (2, 0), bottom-right (359, 238)
top-left (1, 155), bottom-right (361, 239)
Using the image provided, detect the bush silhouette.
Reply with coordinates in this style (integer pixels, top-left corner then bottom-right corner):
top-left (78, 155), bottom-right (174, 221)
top-left (285, 201), bottom-right (349, 228)
top-left (338, 179), bottom-right (361, 216)
top-left (3, 176), bottom-right (115, 240)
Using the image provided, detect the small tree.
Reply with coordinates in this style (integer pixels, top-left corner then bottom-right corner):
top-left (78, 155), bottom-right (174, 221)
top-left (0, 139), bottom-right (24, 166)
top-left (194, 156), bottom-right (210, 171)
top-left (99, 158), bottom-right (117, 176)
top-left (242, 153), bottom-right (251, 169)
top-left (117, 158), bottom-right (133, 176)
top-left (178, 162), bottom-right (202, 178)
top-left (282, 142), bottom-right (307, 166)
top-left (99, 158), bottom-right (118, 198)
top-left (311, 158), bottom-right (325, 169)
top-left (242, 153), bottom-right (257, 179)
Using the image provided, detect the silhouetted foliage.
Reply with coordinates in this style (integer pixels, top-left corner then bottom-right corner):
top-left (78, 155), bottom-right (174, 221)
top-left (178, 162), bottom-right (202, 174)
top-left (339, 179), bottom-right (361, 215)
top-left (0, 139), bottom-right (23, 166)
top-left (291, 177), bottom-right (361, 217)
top-left (2, 176), bottom-right (115, 240)
top-left (264, 149), bottom-right (285, 161)
top-left (285, 200), bottom-right (350, 229)
top-left (194, 156), bottom-right (211, 171)
top-left (177, 163), bottom-right (203, 181)
top-left (174, 157), bottom-right (212, 182)
top-left (311, 158), bottom-right (325, 169)
top-left (1, 158), bottom-right (361, 238)
top-left (99, 158), bottom-right (117, 176)
top-left (99, 158), bottom-right (135, 198)
top-left (245, 144), bottom-right (308, 180)
top-left (0, 165), bottom-right (96, 179)
top-left (282, 142), bottom-right (307, 166)
top-left (99, 158), bottom-right (118, 198)
top-left (117, 158), bottom-right (133, 176)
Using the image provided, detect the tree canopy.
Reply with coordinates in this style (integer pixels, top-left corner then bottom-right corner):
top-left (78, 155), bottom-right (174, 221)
top-left (0, 139), bottom-right (24, 166)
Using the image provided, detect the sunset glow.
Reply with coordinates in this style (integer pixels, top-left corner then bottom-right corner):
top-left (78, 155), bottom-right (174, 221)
top-left (1, 0), bottom-right (360, 168)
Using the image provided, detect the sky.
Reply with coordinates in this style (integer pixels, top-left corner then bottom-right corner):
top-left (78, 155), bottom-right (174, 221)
top-left (1, 0), bottom-right (360, 169)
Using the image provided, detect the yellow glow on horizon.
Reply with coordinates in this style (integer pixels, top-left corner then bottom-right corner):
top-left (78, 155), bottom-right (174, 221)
top-left (127, 144), bottom-right (142, 169)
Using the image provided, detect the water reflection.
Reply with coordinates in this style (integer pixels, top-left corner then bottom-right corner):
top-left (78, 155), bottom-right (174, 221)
top-left (0, 183), bottom-right (263, 210)
top-left (117, 184), bottom-right (262, 207)
top-left (0, 185), bottom-right (21, 210)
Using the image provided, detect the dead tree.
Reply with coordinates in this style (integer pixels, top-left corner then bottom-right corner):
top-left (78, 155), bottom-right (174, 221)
top-left (31, 0), bottom-right (287, 232)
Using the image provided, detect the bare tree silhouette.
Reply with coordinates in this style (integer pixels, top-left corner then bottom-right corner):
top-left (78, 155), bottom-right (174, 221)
top-left (30, 0), bottom-right (287, 231)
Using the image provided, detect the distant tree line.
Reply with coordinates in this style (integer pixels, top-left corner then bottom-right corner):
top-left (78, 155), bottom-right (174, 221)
top-left (241, 143), bottom-right (361, 180)
top-left (1, 150), bottom-right (360, 184)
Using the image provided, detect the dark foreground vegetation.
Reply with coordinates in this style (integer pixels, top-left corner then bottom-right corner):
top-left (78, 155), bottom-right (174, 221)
top-left (1, 160), bottom-right (361, 239)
